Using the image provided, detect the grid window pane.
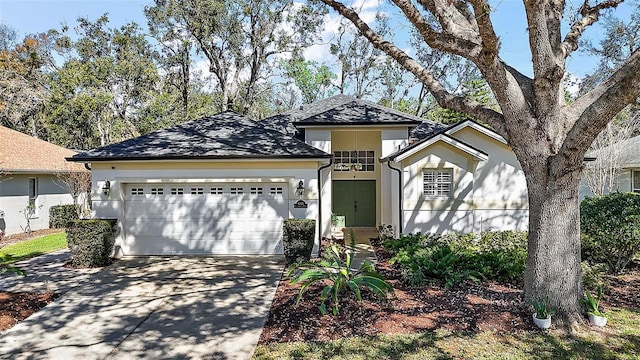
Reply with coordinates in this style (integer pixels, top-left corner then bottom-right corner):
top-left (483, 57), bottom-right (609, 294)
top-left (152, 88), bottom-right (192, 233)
top-left (211, 187), bottom-right (224, 195)
top-left (151, 187), bottom-right (164, 195)
top-left (423, 169), bottom-right (453, 197)
top-left (333, 150), bottom-right (375, 172)
top-left (170, 188), bottom-right (184, 195)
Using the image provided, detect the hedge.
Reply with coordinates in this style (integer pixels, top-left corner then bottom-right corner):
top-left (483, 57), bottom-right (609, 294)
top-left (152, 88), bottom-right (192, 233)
top-left (283, 219), bottom-right (316, 265)
top-left (66, 219), bottom-right (117, 268)
top-left (49, 204), bottom-right (78, 229)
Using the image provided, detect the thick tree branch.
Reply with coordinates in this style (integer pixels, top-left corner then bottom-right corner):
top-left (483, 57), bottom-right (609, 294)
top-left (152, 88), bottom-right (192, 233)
top-left (552, 48), bottom-right (640, 177)
top-left (418, 0), bottom-right (477, 40)
top-left (468, 0), bottom-right (500, 56)
top-left (318, 0), bottom-right (505, 131)
top-left (562, 0), bottom-right (624, 57)
top-left (391, 0), bottom-right (481, 57)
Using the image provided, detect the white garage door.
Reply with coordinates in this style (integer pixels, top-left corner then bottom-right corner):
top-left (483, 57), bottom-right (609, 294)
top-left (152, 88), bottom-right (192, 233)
top-left (123, 182), bottom-right (288, 255)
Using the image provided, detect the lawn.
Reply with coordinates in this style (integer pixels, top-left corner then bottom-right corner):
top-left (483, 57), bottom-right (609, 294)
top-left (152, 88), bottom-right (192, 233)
top-left (0, 232), bottom-right (67, 265)
top-left (254, 307), bottom-right (640, 359)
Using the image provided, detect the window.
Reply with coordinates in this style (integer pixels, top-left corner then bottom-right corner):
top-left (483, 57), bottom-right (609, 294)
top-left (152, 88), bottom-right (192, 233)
top-left (230, 187), bottom-right (244, 195)
top-left (190, 187), bottom-right (204, 195)
top-left (131, 188), bottom-right (144, 196)
top-left (211, 187), bottom-right (224, 195)
top-left (250, 187), bottom-right (263, 195)
top-left (270, 187), bottom-right (284, 195)
top-left (150, 187), bottom-right (164, 195)
top-left (170, 187), bottom-right (184, 195)
top-left (423, 169), bottom-right (453, 197)
top-left (333, 150), bottom-right (375, 172)
top-left (633, 170), bottom-right (640, 193)
top-left (28, 177), bottom-right (37, 209)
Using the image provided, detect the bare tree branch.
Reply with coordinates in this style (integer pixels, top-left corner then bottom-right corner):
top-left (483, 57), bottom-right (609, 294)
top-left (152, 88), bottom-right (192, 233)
top-left (562, 0), bottom-right (624, 57)
top-left (318, 0), bottom-right (505, 132)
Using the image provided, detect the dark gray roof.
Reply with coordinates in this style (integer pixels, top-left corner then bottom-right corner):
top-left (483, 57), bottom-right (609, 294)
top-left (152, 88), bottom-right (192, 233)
top-left (262, 95), bottom-right (432, 134)
top-left (69, 111), bottom-right (331, 162)
top-left (410, 121), bottom-right (448, 142)
top-left (586, 135), bottom-right (640, 166)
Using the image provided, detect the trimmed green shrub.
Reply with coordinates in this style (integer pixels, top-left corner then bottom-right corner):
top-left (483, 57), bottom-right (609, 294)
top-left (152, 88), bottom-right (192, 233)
top-left (581, 192), bottom-right (640, 273)
top-left (384, 231), bottom-right (528, 287)
top-left (66, 219), bottom-right (117, 267)
top-left (49, 204), bottom-right (78, 229)
top-left (283, 218), bottom-right (316, 265)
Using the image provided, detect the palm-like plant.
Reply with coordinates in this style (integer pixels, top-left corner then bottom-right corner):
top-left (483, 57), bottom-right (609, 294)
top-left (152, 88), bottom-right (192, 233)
top-left (288, 241), bottom-right (394, 315)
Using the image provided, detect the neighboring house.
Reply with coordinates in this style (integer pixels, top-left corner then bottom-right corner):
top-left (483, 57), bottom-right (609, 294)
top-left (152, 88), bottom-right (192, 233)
top-left (0, 126), bottom-right (87, 236)
top-left (580, 135), bottom-right (640, 199)
top-left (68, 95), bottom-right (529, 256)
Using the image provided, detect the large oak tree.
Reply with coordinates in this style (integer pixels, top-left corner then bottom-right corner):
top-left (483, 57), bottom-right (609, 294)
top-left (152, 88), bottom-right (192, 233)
top-left (316, 0), bottom-right (640, 326)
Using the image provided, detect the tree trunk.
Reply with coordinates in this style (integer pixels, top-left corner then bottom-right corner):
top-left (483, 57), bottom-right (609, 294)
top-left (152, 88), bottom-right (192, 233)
top-left (524, 162), bottom-right (583, 328)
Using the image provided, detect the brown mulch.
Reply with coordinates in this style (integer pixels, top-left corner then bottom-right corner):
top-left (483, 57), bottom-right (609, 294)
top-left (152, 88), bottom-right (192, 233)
top-left (0, 292), bottom-right (59, 332)
top-left (259, 238), bottom-right (640, 344)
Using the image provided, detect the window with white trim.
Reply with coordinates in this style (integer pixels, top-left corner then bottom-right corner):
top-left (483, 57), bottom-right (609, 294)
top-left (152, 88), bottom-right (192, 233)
top-left (250, 187), bottom-right (263, 195)
top-left (211, 187), bottom-right (224, 195)
top-left (270, 187), bottom-right (284, 195)
top-left (633, 170), bottom-right (640, 193)
top-left (190, 187), bottom-right (204, 195)
top-left (131, 187), bottom-right (144, 196)
top-left (423, 169), bottom-right (453, 197)
top-left (333, 150), bottom-right (375, 171)
top-left (150, 187), bottom-right (164, 195)
top-left (230, 187), bottom-right (244, 195)
top-left (28, 177), bottom-right (37, 210)
top-left (170, 187), bottom-right (184, 195)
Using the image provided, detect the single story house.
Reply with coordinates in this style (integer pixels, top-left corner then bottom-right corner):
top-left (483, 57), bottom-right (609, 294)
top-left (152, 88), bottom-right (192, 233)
top-left (0, 125), bottom-right (87, 236)
top-left (580, 135), bottom-right (640, 199)
top-left (68, 95), bottom-right (529, 256)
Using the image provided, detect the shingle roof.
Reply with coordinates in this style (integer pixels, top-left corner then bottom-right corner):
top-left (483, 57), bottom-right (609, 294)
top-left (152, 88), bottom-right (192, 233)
top-left (409, 121), bottom-right (448, 142)
top-left (0, 126), bottom-right (85, 173)
top-left (261, 95), bottom-right (431, 134)
top-left (68, 111), bottom-right (331, 162)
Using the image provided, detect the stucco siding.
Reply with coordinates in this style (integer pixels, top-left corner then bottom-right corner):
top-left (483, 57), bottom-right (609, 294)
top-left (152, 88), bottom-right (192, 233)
top-left (0, 174), bottom-right (74, 235)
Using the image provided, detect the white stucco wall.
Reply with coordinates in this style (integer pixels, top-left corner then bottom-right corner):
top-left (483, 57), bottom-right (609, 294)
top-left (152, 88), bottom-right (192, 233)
top-left (398, 126), bottom-right (529, 235)
top-left (0, 174), bottom-right (74, 235)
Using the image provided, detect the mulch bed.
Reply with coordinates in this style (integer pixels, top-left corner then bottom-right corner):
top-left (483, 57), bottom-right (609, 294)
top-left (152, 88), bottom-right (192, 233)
top-left (0, 292), bottom-right (59, 332)
top-left (258, 237), bottom-right (640, 344)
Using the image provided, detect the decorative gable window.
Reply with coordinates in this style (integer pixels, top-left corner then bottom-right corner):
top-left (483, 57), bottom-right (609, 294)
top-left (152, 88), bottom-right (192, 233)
top-left (333, 150), bottom-right (375, 172)
top-left (633, 170), bottom-right (640, 193)
top-left (423, 169), bottom-right (453, 197)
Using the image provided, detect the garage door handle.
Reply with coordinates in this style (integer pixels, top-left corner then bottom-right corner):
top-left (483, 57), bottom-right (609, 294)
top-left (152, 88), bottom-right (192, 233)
top-left (354, 201), bottom-right (358, 212)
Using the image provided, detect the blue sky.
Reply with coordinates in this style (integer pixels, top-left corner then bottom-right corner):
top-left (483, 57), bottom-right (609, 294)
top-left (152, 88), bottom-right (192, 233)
top-left (0, 0), bottom-right (628, 79)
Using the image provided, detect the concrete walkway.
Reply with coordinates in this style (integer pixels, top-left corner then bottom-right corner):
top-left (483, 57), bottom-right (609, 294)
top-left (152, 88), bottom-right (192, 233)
top-left (0, 255), bottom-right (284, 360)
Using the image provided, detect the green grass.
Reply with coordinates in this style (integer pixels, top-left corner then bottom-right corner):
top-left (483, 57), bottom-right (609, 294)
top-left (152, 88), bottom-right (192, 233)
top-left (253, 308), bottom-right (640, 360)
top-left (0, 232), bottom-right (67, 265)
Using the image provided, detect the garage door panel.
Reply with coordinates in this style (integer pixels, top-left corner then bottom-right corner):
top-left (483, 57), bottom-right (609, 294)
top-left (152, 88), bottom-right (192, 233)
top-left (124, 182), bottom-right (289, 255)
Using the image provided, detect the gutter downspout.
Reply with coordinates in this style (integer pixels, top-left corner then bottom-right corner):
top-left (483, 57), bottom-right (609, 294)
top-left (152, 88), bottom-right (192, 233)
top-left (387, 160), bottom-right (403, 235)
top-left (317, 158), bottom-right (333, 255)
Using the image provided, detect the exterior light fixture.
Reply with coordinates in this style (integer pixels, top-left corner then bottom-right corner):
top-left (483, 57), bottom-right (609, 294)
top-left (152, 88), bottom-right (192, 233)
top-left (102, 180), bottom-right (111, 195)
top-left (296, 180), bottom-right (305, 196)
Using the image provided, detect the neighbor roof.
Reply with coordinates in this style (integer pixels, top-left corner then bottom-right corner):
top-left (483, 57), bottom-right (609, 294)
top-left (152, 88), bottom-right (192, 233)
top-left (586, 135), bottom-right (640, 167)
top-left (68, 112), bottom-right (331, 162)
top-left (0, 126), bottom-right (85, 173)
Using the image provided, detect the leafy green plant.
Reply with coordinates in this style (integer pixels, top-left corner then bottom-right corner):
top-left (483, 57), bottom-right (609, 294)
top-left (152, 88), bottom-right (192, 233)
top-left (282, 219), bottom-right (316, 265)
top-left (530, 297), bottom-right (556, 319)
top-left (376, 224), bottom-right (394, 241)
top-left (0, 253), bottom-right (25, 276)
top-left (581, 286), bottom-right (606, 317)
top-left (288, 242), bottom-right (394, 315)
top-left (581, 192), bottom-right (640, 273)
top-left (66, 219), bottom-right (117, 267)
top-left (49, 204), bottom-right (79, 228)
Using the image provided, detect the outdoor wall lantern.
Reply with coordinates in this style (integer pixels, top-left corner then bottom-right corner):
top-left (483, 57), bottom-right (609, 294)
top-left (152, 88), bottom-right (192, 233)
top-left (296, 180), bottom-right (305, 196)
top-left (102, 180), bottom-right (111, 195)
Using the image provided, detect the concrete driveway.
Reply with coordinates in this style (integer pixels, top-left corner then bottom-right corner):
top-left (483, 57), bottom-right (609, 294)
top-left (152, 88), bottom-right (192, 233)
top-left (0, 255), bottom-right (284, 360)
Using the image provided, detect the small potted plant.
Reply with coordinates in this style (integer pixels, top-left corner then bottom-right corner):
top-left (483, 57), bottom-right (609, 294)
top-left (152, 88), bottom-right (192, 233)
top-left (530, 297), bottom-right (556, 329)
top-left (581, 286), bottom-right (607, 326)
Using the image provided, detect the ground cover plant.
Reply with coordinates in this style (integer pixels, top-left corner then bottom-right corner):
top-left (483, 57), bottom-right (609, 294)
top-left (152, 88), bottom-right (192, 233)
top-left (257, 231), bottom-right (640, 359)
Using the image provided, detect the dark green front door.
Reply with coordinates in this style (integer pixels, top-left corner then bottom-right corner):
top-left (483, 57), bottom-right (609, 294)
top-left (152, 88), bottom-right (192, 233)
top-left (332, 180), bottom-right (376, 227)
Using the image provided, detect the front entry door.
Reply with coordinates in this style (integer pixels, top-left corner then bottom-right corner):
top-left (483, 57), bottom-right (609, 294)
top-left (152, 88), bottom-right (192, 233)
top-left (332, 180), bottom-right (376, 227)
